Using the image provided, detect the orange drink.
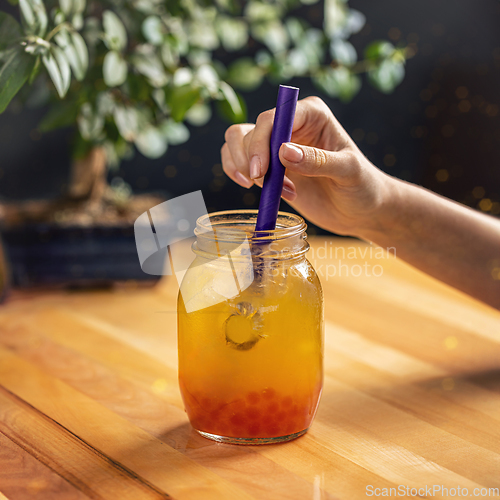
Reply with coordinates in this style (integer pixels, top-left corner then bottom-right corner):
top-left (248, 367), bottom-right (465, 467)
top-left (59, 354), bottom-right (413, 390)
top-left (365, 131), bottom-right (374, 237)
top-left (178, 210), bottom-right (323, 444)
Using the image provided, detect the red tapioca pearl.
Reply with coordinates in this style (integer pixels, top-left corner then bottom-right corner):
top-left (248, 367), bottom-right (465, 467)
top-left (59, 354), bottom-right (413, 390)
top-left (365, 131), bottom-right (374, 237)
top-left (264, 423), bottom-right (282, 437)
top-left (281, 396), bottom-right (293, 408)
top-left (225, 399), bottom-right (247, 415)
top-left (229, 413), bottom-right (246, 427)
top-left (261, 411), bottom-right (277, 424)
top-left (247, 423), bottom-right (261, 436)
top-left (262, 388), bottom-right (276, 400)
top-left (275, 411), bottom-right (287, 423)
top-left (246, 391), bottom-right (261, 405)
top-left (213, 421), bottom-right (230, 435)
top-left (283, 420), bottom-right (299, 435)
top-left (245, 407), bottom-right (261, 420)
top-left (209, 408), bottom-right (222, 420)
top-left (209, 397), bottom-right (226, 411)
top-left (229, 424), bottom-right (244, 436)
top-left (220, 426), bottom-right (232, 436)
top-left (218, 408), bottom-right (232, 420)
top-left (266, 402), bottom-right (280, 414)
top-left (299, 404), bottom-right (310, 416)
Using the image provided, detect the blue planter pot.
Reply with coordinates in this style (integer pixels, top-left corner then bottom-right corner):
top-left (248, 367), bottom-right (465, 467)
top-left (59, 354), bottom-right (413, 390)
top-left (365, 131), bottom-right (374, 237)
top-left (2, 224), bottom-right (160, 288)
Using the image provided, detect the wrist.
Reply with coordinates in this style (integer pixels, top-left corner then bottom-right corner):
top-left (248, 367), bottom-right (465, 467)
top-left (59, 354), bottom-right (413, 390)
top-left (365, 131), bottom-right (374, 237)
top-left (355, 172), bottom-right (410, 245)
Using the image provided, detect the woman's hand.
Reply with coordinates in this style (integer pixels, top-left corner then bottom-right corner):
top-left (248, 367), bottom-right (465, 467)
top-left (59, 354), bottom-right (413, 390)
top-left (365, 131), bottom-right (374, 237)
top-left (221, 96), bottom-right (395, 238)
top-left (221, 96), bottom-right (500, 308)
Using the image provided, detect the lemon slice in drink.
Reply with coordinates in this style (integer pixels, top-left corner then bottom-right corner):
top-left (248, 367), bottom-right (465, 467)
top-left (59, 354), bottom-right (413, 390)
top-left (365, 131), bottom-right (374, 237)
top-left (224, 302), bottom-right (263, 350)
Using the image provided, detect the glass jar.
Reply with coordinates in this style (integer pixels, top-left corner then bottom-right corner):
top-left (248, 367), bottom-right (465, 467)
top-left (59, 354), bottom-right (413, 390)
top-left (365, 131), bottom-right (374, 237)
top-left (177, 210), bottom-right (323, 445)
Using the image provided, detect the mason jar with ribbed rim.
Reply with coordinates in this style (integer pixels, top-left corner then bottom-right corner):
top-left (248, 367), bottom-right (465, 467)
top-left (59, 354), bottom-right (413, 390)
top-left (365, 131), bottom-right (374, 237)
top-left (177, 210), bottom-right (323, 445)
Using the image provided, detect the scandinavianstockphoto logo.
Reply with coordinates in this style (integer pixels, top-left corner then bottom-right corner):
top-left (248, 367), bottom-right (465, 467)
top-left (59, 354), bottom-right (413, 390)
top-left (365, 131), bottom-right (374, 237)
top-left (133, 191), bottom-right (253, 313)
top-left (308, 240), bottom-right (396, 280)
top-left (133, 191), bottom-right (393, 312)
top-left (264, 237), bottom-right (396, 281)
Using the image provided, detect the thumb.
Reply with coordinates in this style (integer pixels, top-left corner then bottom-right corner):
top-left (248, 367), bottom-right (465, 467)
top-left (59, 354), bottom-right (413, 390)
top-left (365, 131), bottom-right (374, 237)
top-left (279, 142), bottom-right (354, 179)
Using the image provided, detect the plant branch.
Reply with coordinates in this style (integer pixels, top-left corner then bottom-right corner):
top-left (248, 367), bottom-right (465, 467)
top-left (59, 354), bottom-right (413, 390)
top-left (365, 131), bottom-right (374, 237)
top-left (45, 22), bottom-right (71, 42)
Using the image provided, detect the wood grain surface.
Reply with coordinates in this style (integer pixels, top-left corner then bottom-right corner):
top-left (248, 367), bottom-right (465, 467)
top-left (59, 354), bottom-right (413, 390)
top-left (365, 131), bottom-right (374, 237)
top-left (0, 237), bottom-right (499, 500)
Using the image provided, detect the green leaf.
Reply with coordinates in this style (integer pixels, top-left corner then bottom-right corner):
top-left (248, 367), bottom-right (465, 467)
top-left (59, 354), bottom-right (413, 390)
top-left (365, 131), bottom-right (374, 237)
top-left (227, 58), bottom-right (263, 91)
top-left (0, 47), bottom-right (36, 113)
top-left (286, 48), bottom-right (309, 76)
top-left (19, 0), bottom-right (48, 37)
top-left (314, 66), bottom-right (360, 102)
top-left (142, 16), bottom-right (164, 46)
top-left (195, 64), bottom-right (219, 94)
top-left (172, 67), bottom-right (192, 87)
top-left (185, 103), bottom-right (211, 126)
top-left (364, 40), bottom-right (395, 61)
top-left (96, 90), bottom-right (115, 115)
top-left (217, 82), bottom-right (246, 123)
top-left (55, 29), bottom-right (88, 81)
top-left (103, 50), bottom-right (127, 87)
top-left (245, 2), bottom-right (282, 22)
top-left (73, 0), bottom-right (86, 16)
top-left (160, 42), bottom-right (179, 69)
top-left (216, 16), bottom-right (248, 51)
top-left (72, 13), bottom-right (83, 30)
top-left (323, 0), bottom-right (347, 39)
top-left (59, 0), bottom-right (73, 17)
top-left (103, 10), bottom-right (127, 52)
top-left (368, 59), bottom-right (405, 94)
top-left (0, 12), bottom-right (22, 51)
top-left (38, 99), bottom-right (79, 131)
top-left (252, 21), bottom-right (289, 54)
top-left (344, 9), bottom-right (366, 36)
top-left (330, 38), bottom-right (357, 65)
top-left (113, 105), bottom-right (139, 141)
top-left (42, 44), bottom-right (70, 97)
top-left (285, 17), bottom-right (305, 46)
top-left (167, 84), bottom-right (201, 122)
top-left (255, 49), bottom-right (272, 69)
top-left (59, 0), bottom-right (86, 22)
top-left (187, 20), bottom-right (219, 50)
top-left (131, 45), bottom-right (169, 87)
top-left (160, 118), bottom-right (190, 145)
top-left (77, 102), bottom-right (103, 140)
top-left (69, 30), bottom-right (88, 79)
top-left (135, 126), bottom-right (167, 158)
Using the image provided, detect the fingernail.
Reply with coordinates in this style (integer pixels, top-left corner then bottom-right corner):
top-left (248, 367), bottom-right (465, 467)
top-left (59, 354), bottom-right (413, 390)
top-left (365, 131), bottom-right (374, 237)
top-left (249, 156), bottom-right (261, 179)
top-left (235, 171), bottom-right (253, 188)
top-left (282, 143), bottom-right (303, 163)
top-left (282, 185), bottom-right (297, 200)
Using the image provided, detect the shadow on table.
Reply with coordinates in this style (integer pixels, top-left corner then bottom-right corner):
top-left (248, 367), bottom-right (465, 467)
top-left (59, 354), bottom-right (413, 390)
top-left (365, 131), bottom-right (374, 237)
top-left (452, 368), bottom-right (500, 393)
top-left (158, 421), bottom-right (261, 461)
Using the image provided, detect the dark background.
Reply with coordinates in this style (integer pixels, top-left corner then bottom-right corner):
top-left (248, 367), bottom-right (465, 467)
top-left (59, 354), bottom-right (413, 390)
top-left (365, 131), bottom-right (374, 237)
top-left (1, 0), bottom-right (499, 235)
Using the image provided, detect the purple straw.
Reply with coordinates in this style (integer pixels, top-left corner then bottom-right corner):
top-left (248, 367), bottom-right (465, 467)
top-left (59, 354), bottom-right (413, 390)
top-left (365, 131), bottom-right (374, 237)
top-left (255, 85), bottom-right (299, 232)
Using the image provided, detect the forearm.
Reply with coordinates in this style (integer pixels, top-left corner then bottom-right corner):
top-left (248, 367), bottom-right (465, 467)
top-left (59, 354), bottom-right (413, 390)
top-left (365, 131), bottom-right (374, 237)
top-left (361, 176), bottom-right (500, 309)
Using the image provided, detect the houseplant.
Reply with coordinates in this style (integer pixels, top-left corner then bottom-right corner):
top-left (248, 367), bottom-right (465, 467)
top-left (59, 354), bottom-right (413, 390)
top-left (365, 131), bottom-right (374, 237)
top-left (0, 0), bottom-right (409, 287)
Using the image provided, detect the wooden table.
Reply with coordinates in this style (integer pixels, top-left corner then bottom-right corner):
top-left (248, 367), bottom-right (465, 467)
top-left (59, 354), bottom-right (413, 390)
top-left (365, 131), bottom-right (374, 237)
top-left (1, 237), bottom-right (499, 500)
